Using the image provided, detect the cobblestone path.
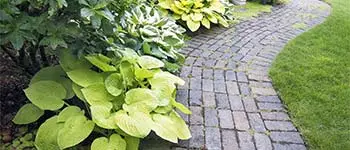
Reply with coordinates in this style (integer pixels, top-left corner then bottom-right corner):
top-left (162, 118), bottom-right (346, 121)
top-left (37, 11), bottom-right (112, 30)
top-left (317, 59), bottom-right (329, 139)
top-left (143, 0), bottom-right (330, 149)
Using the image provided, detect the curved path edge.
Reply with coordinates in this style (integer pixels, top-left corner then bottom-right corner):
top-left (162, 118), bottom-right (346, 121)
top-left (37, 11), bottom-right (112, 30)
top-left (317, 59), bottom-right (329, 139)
top-left (143, 0), bottom-right (331, 149)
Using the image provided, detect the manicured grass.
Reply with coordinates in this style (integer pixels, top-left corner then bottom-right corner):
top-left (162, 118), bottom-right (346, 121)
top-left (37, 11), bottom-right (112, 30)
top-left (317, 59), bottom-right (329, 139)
top-left (269, 0), bottom-right (350, 149)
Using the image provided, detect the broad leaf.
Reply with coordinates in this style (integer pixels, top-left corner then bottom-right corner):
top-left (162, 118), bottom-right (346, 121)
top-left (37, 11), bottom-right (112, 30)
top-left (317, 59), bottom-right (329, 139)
top-left (67, 69), bottom-right (103, 87)
top-left (72, 83), bottom-right (86, 101)
top-left (85, 54), bottom-right (117, 72)
top-left (35, 116), bottom-right (62, 150)
top-left (171, 98), bottom-right (191, 115)
top-left (137, 56), bottom-right (164, 69)
top-left (30, 65), bottom-right (74, 99)
top-left (91, 134), bottom-right (126, 150)
top-left (59, 49), bottom-right (92, 72)
top-left (105, 73), bottom-right (123, 96)
top-left (120, 61), bottom-right (136, 87)
top-left (202, 17), bottom-right (210, 29)
top-left (186, 19), bottom-right (200, 32)
top-left (13, 103), bottom-right (44, 125)
top-left (151, 114), bottom-right (178, 143)
top-left (124, 88), bottom-right (158, 113)
top-left (90, 102), bottom-right (118, 129)
top-left (24, 81), bottom-right (66, 110)
top-left (81, 84), bottom-right (115, 105)
top-left (58, 106), bottom-right (84, 123)
top-left (114, 110), bottom-right (153, 138)
top-left (57, 115), bottom-right (95, 149)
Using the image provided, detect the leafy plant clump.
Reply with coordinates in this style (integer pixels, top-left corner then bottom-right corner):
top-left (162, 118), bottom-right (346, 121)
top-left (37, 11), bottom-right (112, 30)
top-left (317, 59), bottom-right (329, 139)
top-left (157, 0), bottom-right (232, 32)
top-left (12, 48), bottom-right (192, 149)
top-left (119, 4), bottom-right (187, 72)
top-left (1, 0), bottom-right (191, 149)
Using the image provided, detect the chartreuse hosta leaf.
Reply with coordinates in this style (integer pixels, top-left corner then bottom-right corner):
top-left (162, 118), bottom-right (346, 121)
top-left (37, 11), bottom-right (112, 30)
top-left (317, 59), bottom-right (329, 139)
top-left (13, 103), bottom-right (44, 124)
top-left (114, 110), bottom-right (153, 138)
top-left (30, 65), bottom-right (74, 99)
top-left (67, 69), bottom-right (104, 87)
top-left (137, 55), bottom-right (164, 69)
top-left (171, 98), bottom-right (192, 115)
top-left (90, 102), bottom-right (118, 129)
top-left (91, 134), bottom-right (126, 150)
top-left (72, 83), bottom-right (86, 101)
top-left (59, 49), bottom-right (92, 72)
top-left (24, 81), bottom-right (66, 110)
top-left (81, 83), bottom-right (115, 105)
top-left (105, 73), bottom-right (124, 96)
top-left (35, 116), bottom-right (63, 150)
top-left (149, 71), bottom-right (185, 106)
top-left (57, 106), bottom-right (84, 123)
top-left (57, 115), bottom-right (95, 149)
top-left (120, 61), bottom-right (136, 87)
top-left (151, 111), bottom-right (191, 143)
top-left (85, 54), bottom-right (117, 72)
top-left (124, 88), bottom-right (159, 113)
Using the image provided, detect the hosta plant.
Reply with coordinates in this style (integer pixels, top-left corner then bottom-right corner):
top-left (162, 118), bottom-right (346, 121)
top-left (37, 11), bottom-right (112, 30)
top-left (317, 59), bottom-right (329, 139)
top-left (12, 48), bottom-right (192, 149)
top-left (119, 4), bottom-right (187, 72)
top-left (157, 0), bottom-right (231, 31)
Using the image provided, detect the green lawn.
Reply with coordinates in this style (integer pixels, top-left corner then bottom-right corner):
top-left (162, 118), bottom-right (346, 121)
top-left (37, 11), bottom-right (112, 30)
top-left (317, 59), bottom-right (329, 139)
top-left (269, 0), bottom-right (350, 149)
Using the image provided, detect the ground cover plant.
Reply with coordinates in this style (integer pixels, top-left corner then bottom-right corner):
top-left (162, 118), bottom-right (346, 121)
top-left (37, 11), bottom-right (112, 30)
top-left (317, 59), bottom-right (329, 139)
top-left (270, 0), bottom-right (350, 149)
top-left (157, 0), bottom-right (232, 31)
top-left (0, 0), bottom-right (191, 149)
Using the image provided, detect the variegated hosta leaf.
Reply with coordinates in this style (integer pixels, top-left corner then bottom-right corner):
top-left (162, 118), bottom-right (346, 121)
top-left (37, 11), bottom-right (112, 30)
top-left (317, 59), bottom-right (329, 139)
top-left (137, 55), bottom-right (164, 69)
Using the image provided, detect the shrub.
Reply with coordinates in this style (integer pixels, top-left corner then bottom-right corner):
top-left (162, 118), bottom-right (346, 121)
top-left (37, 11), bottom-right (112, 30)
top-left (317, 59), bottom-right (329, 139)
top-left (157, 0), bottom-right (232, 31)
top-left (1, 0), bottom-right (191, 149)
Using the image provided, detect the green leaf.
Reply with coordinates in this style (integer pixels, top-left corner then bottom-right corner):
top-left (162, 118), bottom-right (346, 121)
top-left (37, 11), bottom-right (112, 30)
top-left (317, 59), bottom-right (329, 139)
top-left (81, 84), bottom-right (115, 105)
top-left (8, 32), bottom-right (24, 50)
top-left (186, 19), bottom-right (201, 32)
top-left (57, 115), bottom-right (95, 149)
top-left (134, 67), bottom-right (154, 79)
top-left (137, 56), bottom-right (164, 69)
top-left (91, 134), bottom-right (126, 150)
top-left (125, 136), bottom-right (140, 150)
top-left (67, 69), bottom-right (103, 87)
top-left (151, 112), bottom-right (191, 143)
top-left (59, 49), bottom-right (92, 72)
top-left (30, 65), bottom-right (74, 99)
top-left (105, 73), bottom-right (123, 96)
top-left (151, 114), bottom-right (178, 143)
top-left (169, 111), bottom-right (191, 140)
top-left (171, 98), bottom-right (191, 115)
top-left (85, 54), bottom-right (117, 72)
top-left (114, 110), bottom-right (153, 138)
top-left (24, 81), bottom-right (66, 110)
top-left (72, 83), bottom-right (86, 101)
top-left (13, 103), bottom-right (44, 125)
top-left (90, 102), bottom-right (118, 129)
top-left (190, 13), bottom-right (203, 22)
top-left (81, 8), bottom-right (94, 19)
top-left (35, 116), bottom-right (62, 150)
top-left (124, 88), bottom-right (158, 113)
top-left (120, 61), bottom-right (136, 87)
top-left (57, 106), bottom-right (84, 123)
top-left (202, 17), bottom-right (211, 29)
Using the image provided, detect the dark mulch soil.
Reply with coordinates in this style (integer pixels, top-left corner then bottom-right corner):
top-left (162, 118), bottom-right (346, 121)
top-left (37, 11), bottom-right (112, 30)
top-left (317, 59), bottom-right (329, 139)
top-left (0, 53), bottom-right (30, 143)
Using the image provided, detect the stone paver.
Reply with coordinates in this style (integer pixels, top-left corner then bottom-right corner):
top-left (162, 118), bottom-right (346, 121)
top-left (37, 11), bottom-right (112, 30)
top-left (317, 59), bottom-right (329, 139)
top-left (145, 0), bottom-right (330, 149)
